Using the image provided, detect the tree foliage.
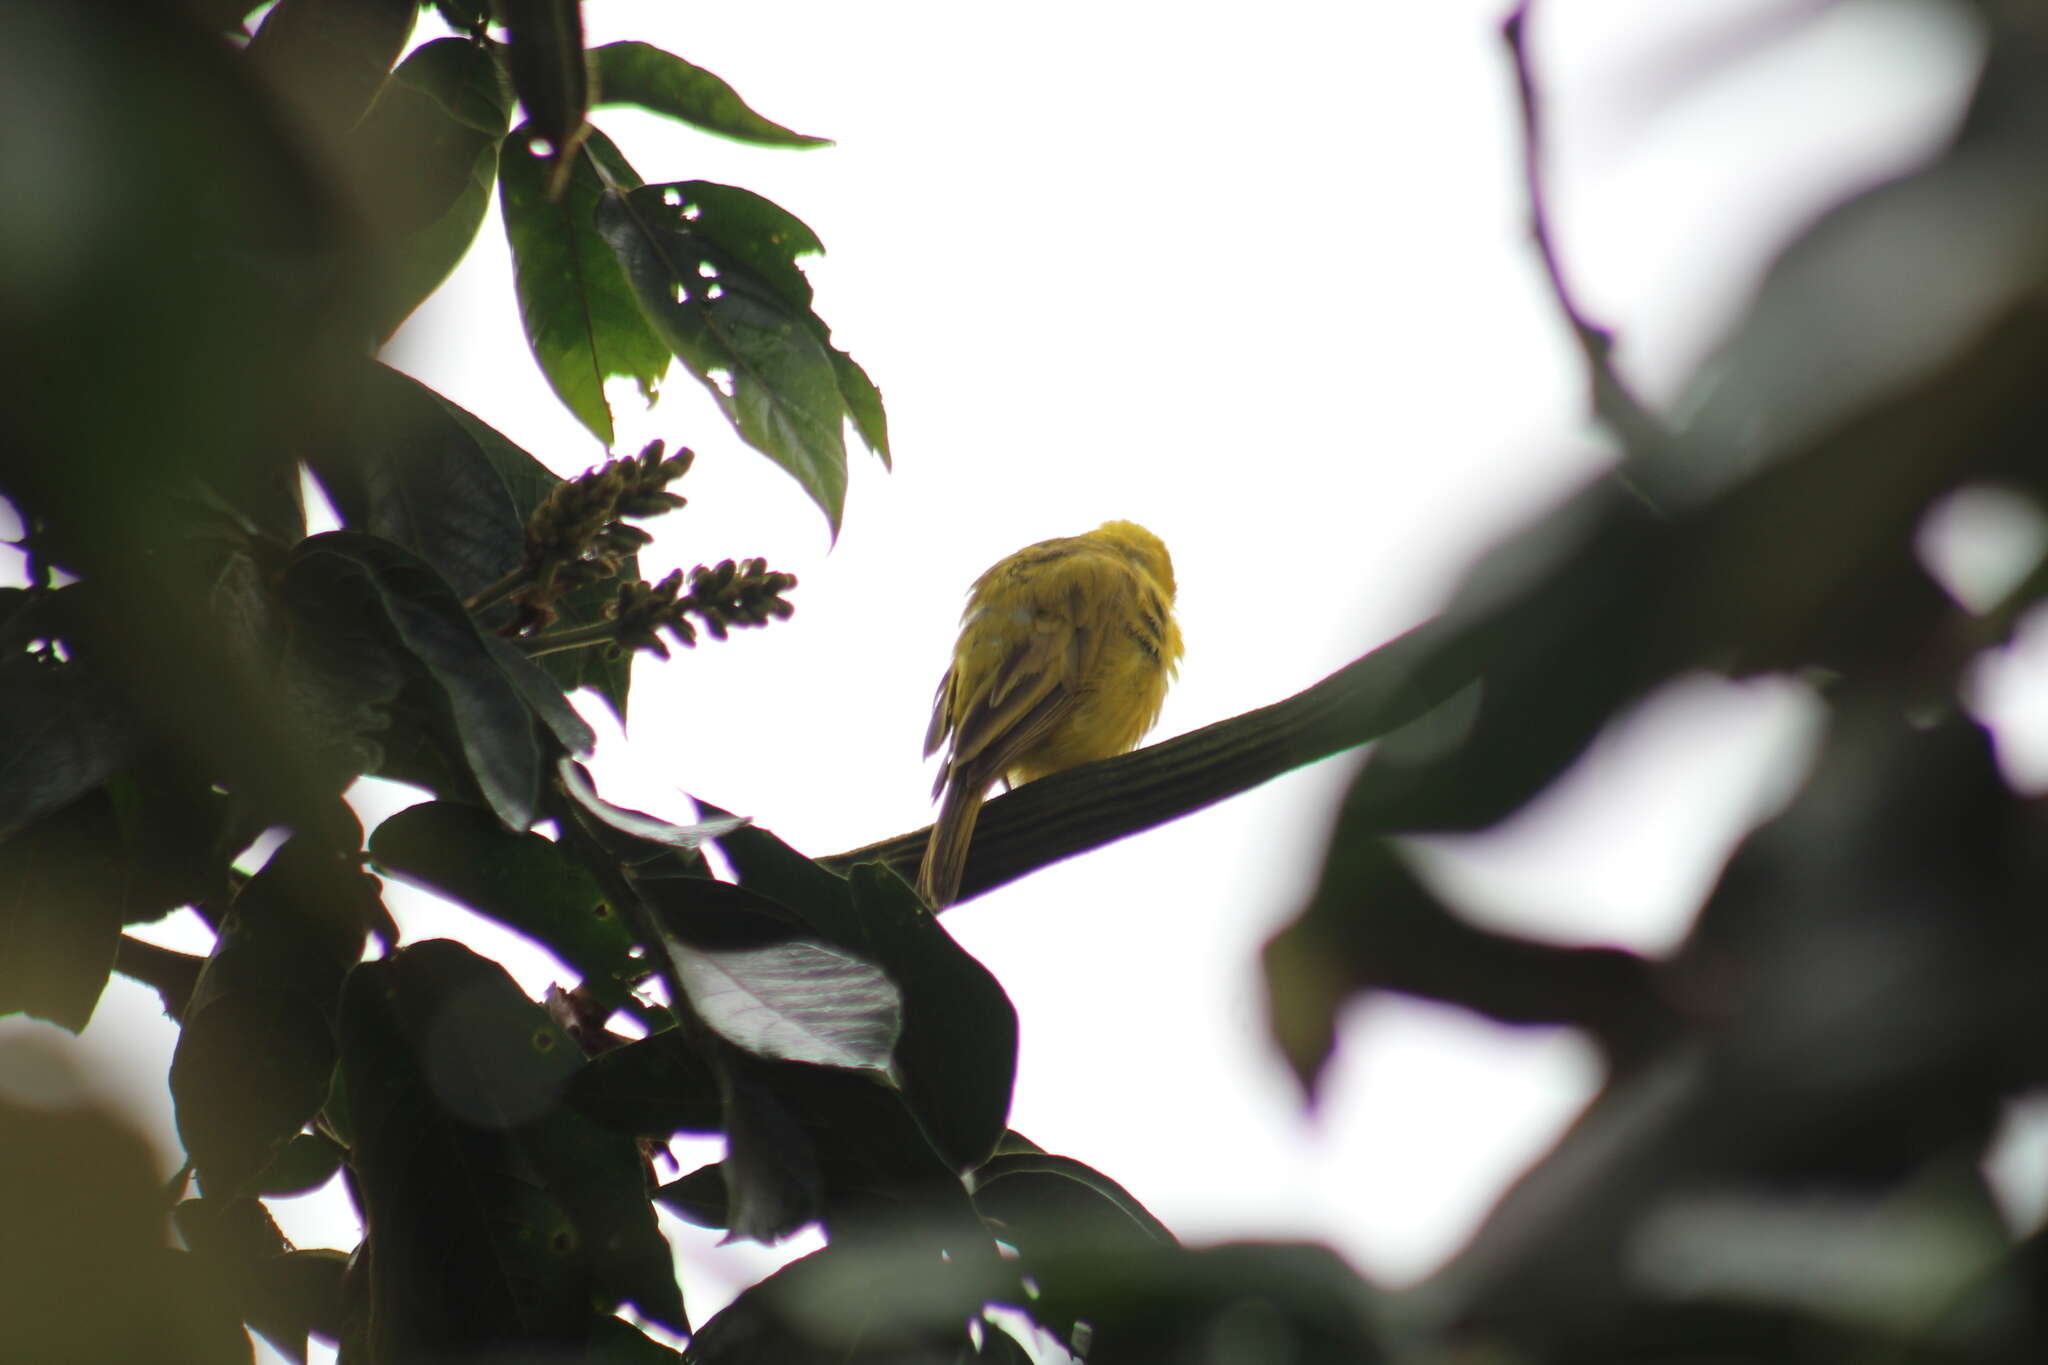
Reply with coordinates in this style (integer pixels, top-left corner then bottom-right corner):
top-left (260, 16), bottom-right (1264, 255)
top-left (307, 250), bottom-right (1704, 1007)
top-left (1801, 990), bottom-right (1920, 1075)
top-left (3, 1), bottom-right (2048, 1363)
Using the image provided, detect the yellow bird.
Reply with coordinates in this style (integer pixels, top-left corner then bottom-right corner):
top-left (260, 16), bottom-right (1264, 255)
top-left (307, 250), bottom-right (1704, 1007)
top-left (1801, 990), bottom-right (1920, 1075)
top-left (919, 520), bottom-right (1183, 907)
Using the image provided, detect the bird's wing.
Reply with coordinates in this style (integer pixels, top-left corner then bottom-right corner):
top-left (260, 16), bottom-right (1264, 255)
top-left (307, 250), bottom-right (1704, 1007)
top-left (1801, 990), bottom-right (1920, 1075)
top-left (929, 541), bottom-right (1123, 793)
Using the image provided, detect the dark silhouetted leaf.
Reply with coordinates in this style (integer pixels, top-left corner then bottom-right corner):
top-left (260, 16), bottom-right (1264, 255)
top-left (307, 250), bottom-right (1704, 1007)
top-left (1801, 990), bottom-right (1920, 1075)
top-left (351, 36), bottom-right (513, 337)
top-left (170, 835), bottom-right (375, 1199)
top-left (653, 1162), bottom-right (729, 1228)
top-left (686, 1246), bottom-right (983, 1364)
top-left (255, 1131), bottom-right (347, 1198)
top-left (304, 364), bottom-right (526, 604)
top-left (340, 941), bottom-right (685, 1354)
top-left (429, 388), bottom-right (641, 718)
top-left (846, 864), bottom-right (1016, 1172)
top-left (971, 1152), bottom-right (1175, 1253)
top-left (287, 532), bottom-right (541, 829)
top-left (0, 597), bottom-right (133, 839)
top-left (568, 1028), bottom-right (722, 1137)
top-left (1034, 1243), bottom-right (1385, 1364)
top-left (0, 795), bottom-right (125, 1031)
top-left (709, 810), bottom-right (863, 946)
top-left (368, 799), bottom-right (639, 1002)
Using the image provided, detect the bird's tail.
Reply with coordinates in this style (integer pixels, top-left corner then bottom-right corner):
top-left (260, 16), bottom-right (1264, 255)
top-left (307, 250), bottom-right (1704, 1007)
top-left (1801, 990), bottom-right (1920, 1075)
top-left (918, 777), bottom-right (987, 909)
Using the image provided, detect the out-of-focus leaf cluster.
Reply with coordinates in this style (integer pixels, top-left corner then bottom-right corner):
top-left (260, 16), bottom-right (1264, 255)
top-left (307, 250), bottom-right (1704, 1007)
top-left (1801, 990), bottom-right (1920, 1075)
top-left (1258, 10), bottom-right (2048, 1361)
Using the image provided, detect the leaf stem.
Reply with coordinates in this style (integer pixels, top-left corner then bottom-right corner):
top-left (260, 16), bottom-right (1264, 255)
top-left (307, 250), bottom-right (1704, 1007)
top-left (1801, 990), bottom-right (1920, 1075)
top-left (464, 565), bottom-right (532, 614)
top-left (517, 621), bottom-right (617, 657)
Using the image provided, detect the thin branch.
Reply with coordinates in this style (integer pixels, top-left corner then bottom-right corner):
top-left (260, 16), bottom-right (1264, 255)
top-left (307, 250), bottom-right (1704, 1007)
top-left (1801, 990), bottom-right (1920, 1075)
top-left (823, 617), bottom-right (1477, 904)
top-left (463, 564), bottom-right (530, 615)
top-left (1503, 1), bottom-right (1669, 461)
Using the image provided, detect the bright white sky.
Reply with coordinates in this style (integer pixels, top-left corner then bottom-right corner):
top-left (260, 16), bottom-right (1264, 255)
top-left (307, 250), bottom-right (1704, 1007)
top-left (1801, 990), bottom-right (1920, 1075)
top-left (12, 1), bottom-right (2039, 1360)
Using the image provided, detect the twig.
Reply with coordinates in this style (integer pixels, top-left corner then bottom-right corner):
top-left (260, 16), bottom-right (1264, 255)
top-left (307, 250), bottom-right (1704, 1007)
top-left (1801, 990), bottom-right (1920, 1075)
top-left (823, 618), bottom-right (1478, 904)
top-left (1503, 2), bottom-right (1669, 461)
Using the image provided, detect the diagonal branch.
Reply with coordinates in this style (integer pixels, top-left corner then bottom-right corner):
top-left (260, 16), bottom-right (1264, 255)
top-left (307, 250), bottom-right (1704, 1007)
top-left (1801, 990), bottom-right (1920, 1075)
top-left (1503, 1), bottom-right (1669, 460)
top-left (823, 617), bottom-right (1478, 905)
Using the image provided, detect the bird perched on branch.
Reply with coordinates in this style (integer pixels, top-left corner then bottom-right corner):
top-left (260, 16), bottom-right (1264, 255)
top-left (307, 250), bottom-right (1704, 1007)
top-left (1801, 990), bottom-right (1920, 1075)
top-left (919, 520), bottom-right (1183, 907)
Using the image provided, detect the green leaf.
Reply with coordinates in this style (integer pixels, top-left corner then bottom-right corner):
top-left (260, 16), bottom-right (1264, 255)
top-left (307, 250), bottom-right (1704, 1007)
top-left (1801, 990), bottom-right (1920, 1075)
top-left (170, 836), bottom-right (376, 1199)
top-left (830, 347), bottom-right (892, 469)
top-left (339, 941), bottom-right (687, 1352)
top-left (501, 123), bottom-right (671, 446)
top-left (590, 42), bottom-right (831, 148)
top-left (367, 799), bottom-right (640, 1003)
top-left (287, 532), bottom-right (542, 829)
top-left (598, 184), bottom-right (878, 536)
top-left (847, 864), bottom-right (1016, 1172)
top-left (351, 36), bottom-right (514, 337)
top-left (493, 0), bottom-right (588, 185)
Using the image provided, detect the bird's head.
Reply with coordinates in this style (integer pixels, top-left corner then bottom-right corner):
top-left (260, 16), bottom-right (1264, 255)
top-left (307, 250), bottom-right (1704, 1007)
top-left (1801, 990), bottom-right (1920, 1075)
top-left (1093, 520), bottom-right (1176, 597)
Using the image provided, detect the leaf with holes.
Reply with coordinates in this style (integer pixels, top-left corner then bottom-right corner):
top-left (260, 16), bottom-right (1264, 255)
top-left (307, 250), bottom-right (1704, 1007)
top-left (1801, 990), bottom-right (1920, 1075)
top-left (502, 124), bottom-right (670, 446)
top-left (591, 42), bottom-right (830, 148)
top-left (494, 0), bottom-right (587, 185)
top-left (597, 183), bottom-right (885, 535)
